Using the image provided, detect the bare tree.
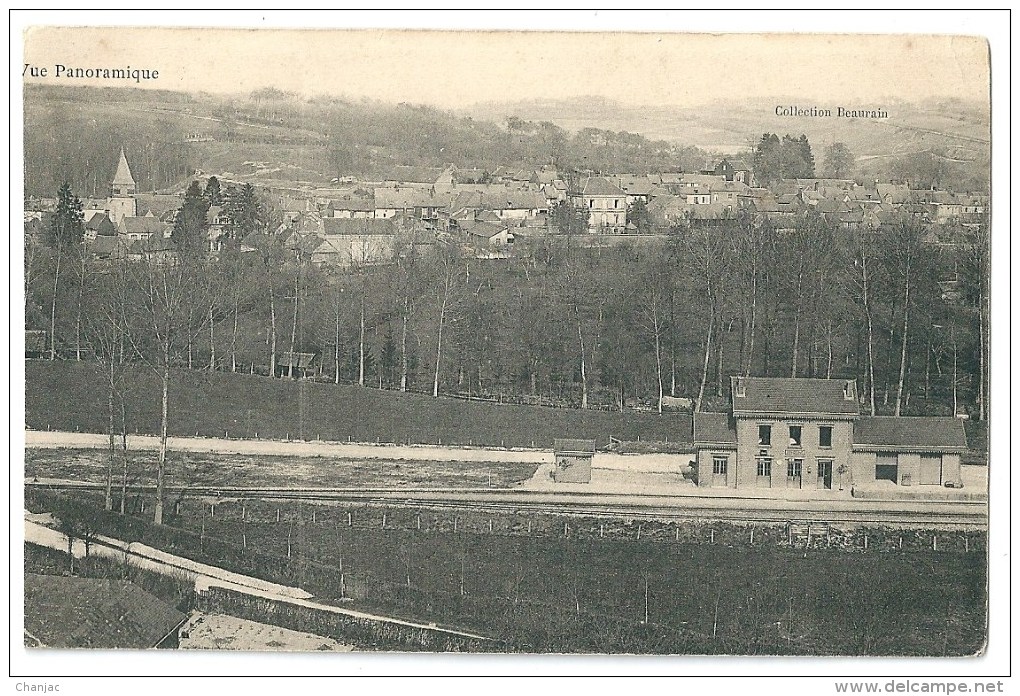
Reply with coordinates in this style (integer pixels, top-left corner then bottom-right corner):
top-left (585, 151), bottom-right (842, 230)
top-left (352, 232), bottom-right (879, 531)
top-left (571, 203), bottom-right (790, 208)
top-left (129, 253), bottom-right (211, 524)
top-left (881, 217), bottom-right (930, 416)
top-left (80, 259), bottom-right (132, 511)
top-left (734, 212), bottom-right (775, 377)
top-left (432, 243), bottom-right (465, 397)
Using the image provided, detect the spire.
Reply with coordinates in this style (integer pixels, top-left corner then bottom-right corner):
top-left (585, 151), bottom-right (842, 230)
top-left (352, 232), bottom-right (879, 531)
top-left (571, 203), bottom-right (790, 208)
top-left (112, 148), bottom-right (135, 189)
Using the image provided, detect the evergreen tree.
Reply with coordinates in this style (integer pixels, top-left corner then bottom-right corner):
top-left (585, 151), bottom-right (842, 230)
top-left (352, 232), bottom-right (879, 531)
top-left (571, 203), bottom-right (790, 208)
top-left (172, 180), bottom-right (210, 255)
top-left (45, 182), bottom-right (85, 359)
top-left (204, 176), bottom-right (223, 206)
top-left (798, 135), bottom-right (815, 178)
top-left (627, 199), bottom-right (652, 233)
top-left (229, 183), bottom-right (264, 239)
top-left (48, 182), bottom-right (85, 249)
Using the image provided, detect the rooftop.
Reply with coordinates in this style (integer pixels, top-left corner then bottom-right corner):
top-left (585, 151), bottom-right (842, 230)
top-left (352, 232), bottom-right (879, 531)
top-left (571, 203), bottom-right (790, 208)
top-left (853, 416), bottom-right (968, 451)
top-left (693, 412), bottom-right (737, 446)
top-left (111, 148), bottom-right (135, 188)
top-left (577, 177), bottom-right (626, 197)
top-left (731, 376), bottom-right (860, 417)
top-left (24, 573), bottom-right (185, 649)
top-left (554, 438), bottom-right (596, 454)
top-left (322, 218), bottom-right (396, 236)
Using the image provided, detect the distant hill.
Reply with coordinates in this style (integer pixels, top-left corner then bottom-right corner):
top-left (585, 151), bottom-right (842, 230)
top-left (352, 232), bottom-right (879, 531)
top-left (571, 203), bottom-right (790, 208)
top-left (23, 85), bottom-right (989, 199)
top-left (463, 94), bottom-right (990, 187)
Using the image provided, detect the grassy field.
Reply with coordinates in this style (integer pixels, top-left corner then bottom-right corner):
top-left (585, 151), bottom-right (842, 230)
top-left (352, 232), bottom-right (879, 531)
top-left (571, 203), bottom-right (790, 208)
top-left (25, 448), bottom-right (538, 490)
top-left (25, 360), bottom-right (691, 449)
top-left (27, 489), bottom-right (987, 655)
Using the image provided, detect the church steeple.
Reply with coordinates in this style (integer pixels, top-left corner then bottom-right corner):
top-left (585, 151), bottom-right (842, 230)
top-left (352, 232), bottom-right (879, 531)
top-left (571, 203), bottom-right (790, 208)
top-left (108, 147), bottom-right (137, 224)
top-left (111, 148), bottom-right (136, 195)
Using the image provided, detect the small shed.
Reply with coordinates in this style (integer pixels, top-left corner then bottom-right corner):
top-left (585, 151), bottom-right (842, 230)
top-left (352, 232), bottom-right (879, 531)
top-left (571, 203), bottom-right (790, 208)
top-left (553, 438), bottom-right (596, 483)
top-left (275, 351), bottom-right (317, 379)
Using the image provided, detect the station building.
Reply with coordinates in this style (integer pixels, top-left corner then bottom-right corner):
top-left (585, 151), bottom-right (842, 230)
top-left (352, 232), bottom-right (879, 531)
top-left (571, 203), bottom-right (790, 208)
top-left (693, 377), bottom-right (967, 491)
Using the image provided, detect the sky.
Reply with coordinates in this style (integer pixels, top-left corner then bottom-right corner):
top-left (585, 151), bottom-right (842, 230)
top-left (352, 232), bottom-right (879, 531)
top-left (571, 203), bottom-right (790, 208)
top-left (18, 12), bottom-right (992, 110)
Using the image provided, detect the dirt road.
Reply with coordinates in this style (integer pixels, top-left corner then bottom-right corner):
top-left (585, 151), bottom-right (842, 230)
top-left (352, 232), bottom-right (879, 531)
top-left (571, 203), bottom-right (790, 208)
top-left (23, 430), bottom-right (693, 470)
top-left (24, 430), bottom-right (553, 464)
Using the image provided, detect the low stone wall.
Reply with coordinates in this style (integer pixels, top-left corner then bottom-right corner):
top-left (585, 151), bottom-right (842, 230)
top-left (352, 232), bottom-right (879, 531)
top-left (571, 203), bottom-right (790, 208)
top-left (593, 452), bottom-right (694, 473)
top-left (196, 584), bottom-right (500, 652)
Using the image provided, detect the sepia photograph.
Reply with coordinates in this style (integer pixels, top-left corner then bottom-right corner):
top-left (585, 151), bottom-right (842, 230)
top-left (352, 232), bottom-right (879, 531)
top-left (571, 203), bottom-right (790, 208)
top-left (10, 10), bottom-right (1009, 686)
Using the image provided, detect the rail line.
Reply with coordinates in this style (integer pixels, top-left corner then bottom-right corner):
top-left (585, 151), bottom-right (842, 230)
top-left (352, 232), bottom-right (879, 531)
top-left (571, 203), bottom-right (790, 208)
top-left (26, 481), bottom-right (988, 529)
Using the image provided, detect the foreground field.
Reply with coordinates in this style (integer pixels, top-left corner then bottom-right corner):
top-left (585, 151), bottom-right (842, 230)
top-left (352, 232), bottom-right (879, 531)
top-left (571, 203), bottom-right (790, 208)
top-left (25, 361), bottom-right (691, 449)
top-left (25, 448), bottom-right (538, 490)
top-left (27, 489), bottom-right (987, 655)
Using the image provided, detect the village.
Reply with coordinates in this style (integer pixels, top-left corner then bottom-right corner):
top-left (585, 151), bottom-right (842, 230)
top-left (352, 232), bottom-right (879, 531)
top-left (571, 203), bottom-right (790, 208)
top-left (24, 148), bottom-right (989, 267)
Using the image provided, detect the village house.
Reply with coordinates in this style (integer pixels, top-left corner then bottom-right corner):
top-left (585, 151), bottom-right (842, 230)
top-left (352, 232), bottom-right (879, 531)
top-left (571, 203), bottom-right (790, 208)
top-left (311, 218), bottom-right (398, 268)
top-left (453, 218), bottom-right (515, 256)
top-left (84, 212), bottom-right (117, 242)
top-left (615, 175), bottom-right (655, 205)
top-left (135, 193), bottom-right (182, 222)
top-left (711, 158), bottom-right (755, 187)
top-left (449, 188), bottom-right (548, 221)
top-left (680, 173), bottom-right (727, 191)
top-left (710, 180), bottom-right (749, 208)
top-left (680, 186), bottom-right (712, 205)
top-left (120, 216), bottom-right (170, 242)
top-left (325, 194), bottom-right (376, 219)
top-left (374, 186), bottom-right (447, 222)
top-left (569, 177), bottom-right (628, 234)
top-left (693, 377), bottom-right (966, 492)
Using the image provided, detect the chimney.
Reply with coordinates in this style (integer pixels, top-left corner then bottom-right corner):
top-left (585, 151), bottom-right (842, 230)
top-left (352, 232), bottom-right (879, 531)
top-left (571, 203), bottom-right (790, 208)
top-left (844, 380), bottom-right (857, 401)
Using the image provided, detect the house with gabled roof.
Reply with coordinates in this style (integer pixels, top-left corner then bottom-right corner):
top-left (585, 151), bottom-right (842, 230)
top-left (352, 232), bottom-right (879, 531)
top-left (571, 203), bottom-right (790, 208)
top-left (568, 177), bottom-right (627, 233)
top-left (84, 212), bottom-right (117, 241)
top-left (311, 218), bottom-right (398, 268)
top-left (325, 194), bottom-right (375, 219)
top-left (374, 187), bottom-right (447, 221)
top-left (120, 216), bottom-right (170, 241)
top-left (693, 376), bottom-right (967, 493)
top-left (712, 158), bottom-right (755, 187)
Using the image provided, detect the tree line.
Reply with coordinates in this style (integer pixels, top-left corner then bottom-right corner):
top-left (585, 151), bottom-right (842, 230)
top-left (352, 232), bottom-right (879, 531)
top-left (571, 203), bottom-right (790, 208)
top-left (26, 181), bottom-right (988, 522)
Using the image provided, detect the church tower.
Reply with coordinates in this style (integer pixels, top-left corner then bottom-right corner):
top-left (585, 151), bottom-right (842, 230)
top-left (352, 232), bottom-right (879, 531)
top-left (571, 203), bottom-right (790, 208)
top-left (107, 148), bottom-right (137, 224)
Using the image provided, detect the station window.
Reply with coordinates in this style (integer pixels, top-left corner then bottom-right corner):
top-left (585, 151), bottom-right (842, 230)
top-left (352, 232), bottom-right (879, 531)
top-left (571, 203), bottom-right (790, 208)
top-left (758, 424), bottom-right (772, 446)
top-left (789, 425), bottom-right (803, 447)
top-left (819, 425), bottom-right (833, 448)
top-left (712, 456), bottom-right (728, 475)
top-left (756, 457), bottom-right (772, 477)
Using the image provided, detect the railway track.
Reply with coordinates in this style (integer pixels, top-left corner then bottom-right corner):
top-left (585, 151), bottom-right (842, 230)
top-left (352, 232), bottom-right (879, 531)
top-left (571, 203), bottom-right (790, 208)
top-left (26, 480), bottom-right (988, 529)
